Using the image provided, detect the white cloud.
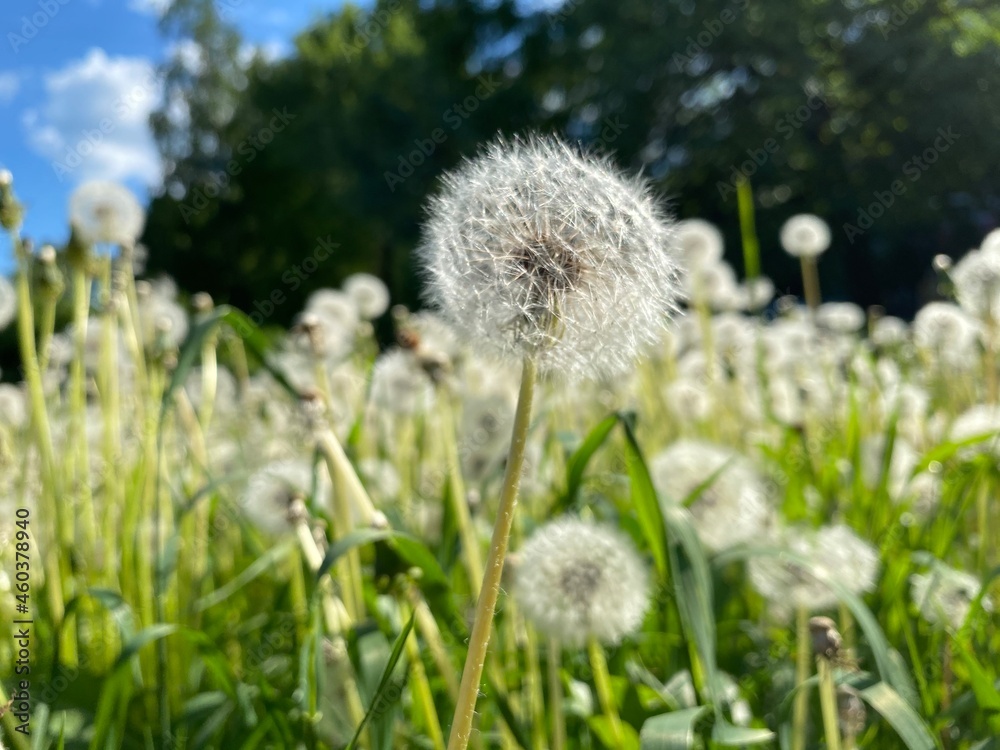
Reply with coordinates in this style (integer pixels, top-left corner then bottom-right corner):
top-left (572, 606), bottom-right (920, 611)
top-left (23, 48), bottom-right (163, 186)
top-left (127, 0), bottom-right (171, 17)
top-left (0, 73), bottom-right (19, 104)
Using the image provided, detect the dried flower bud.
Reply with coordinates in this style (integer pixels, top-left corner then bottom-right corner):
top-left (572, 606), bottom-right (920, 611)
top-left (809, 615), bottom-right (843, 659)
top-left (837, 685), bottom-right (866, 736)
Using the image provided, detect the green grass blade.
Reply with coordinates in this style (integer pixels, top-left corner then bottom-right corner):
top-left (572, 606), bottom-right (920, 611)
top-left (858, 682), bottom-right (939, 750)
top-left (639, 706), bottom-right (709, 749)
top-left (343, 612), bottom-right (416, 750)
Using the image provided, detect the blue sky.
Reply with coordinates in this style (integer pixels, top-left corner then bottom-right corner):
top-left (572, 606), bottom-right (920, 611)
top-left (0, 0), bottom-right (348, 274)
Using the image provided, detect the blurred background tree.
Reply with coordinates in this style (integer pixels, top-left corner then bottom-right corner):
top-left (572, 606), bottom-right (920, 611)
top-left (141, 0), bottom-right (1000, 325)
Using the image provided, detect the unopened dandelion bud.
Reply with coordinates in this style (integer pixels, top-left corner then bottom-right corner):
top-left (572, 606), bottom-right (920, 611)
top-left (192, 291), bottom-right (214, 314)
top-left (932, 254), bottom-right (952, 273)
top-left (809, 616), bottom-right (843, 659)
top-left (39, 244), bottom-right (56, 264)
top-left (370, 510), bottom-right (390, 530)
top-left (837, 685), bottom-right (866, 736)
top-left (0, 170), bottom-right (22, 231)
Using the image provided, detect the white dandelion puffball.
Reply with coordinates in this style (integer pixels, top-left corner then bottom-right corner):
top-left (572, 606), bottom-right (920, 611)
top-left (980, 228), bottom-right (1000, 256)
top-left (780, 214), bottom-right (831, 258)
top-left (343, 273), bottom-right (390, 320)
top-left (512, 517), bottom-right (650, 646)
top-left (950, 249), bottom-right (1000, 320)
top-left (949, 404), bottom-right (1000, 457)
top-left (0, 384), bottom-right (27, 428)
top-left (749, 524), bottom-right (879, 617)
top-left (0, 275), bottom-right (15, 330)
top-left (417, 135), bottom-right (682, 380)
top-left (69, 181), bottom-right (145, 246)
top-left (816, 302), bottom-right (866, 334)
top-left (911, 562), bottom-right (989, 630)
top-left (675, 218), bottom-right (724, 270)
top-left (650, 440), bottom-right (773, 552)
top-left (871, 315), bottom-right (908, 347)
top-left (912, 302), bottom-right (980, 367)
top-left (370, 349), bottom-right (434, 415)
top-left (240, 460), bottom-right (316, 536)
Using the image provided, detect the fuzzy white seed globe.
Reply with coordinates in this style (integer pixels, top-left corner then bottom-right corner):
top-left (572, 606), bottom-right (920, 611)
top-left (512, 518), bottom-right (650, 647)
top-left (417, 135), bottom-right (682, 380)
top-left (69, 180), bottom-right (146, 246)
top-left (780, 214), bottom-right (831, 258)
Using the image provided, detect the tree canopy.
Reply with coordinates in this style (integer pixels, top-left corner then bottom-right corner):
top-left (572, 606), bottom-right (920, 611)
top-left (142, 0), bottom-right (1000, 324)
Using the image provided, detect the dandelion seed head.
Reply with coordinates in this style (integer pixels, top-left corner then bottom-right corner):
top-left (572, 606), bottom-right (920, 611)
top-left (737, 276), bottom-right (775, 311)
top-left (674, 218), bottom-right (723, 269)
top-left (651, 440), bottom-right (774, 552)
top-left (780, 214), bottom-right (831, 258)
top-left (417, 135), bottom-right (681, 380)
top-left (912, 302), bottom-right (980, 367)
top-left (749, 524), bottom-right (878, 618)
top-left (370, 349), bottom-right (434, 415)
top-left (69, 180), bottom-right (145, 246)
top-left (871, 315), bottom-right (908, 347)
top-left (816, 302), bottom-right (866, 334)
top-left (241, 460), bottom-right (316, 536)
top-left (980, 228), bottom-right (1000, 256)
top-left (910, 562), bottom-right (988, 630)
top-left (949, 404), bottom-right (1000, 457)
top-left (0, 384), bottom-right (27, 428)
top-left (343, 273), bottom-right (390, 320)
top-left (512, 517), bottom-right (649, 646)
top-left (304, 289), bottom-right (359, 358)
top-left (951, 248), bottom-right (1000, 320)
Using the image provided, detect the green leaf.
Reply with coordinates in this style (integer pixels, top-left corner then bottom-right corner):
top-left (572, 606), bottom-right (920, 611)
top-left (317, 528), bottom-right (394, 580)
top-left (953, 640), bottom-right (1000, 712)
top-left (196, 540), bottom-right (295, 611)
top-left (113, 624), bottom-right (181, 670)
top-left (639, 707), bottom-right (709, 749)
top-left (344, 613), bottom-right (416, 750)
top-left (710, 720), bottom-right (774, 746)
top-left (858, 682), bottom-right (939, 750)
top-left (555, 413), bottom-right (620, 512)
top-left (619, 413), bottom-right (668, 578)
top-left (588, 716), bottom-right (641, 750)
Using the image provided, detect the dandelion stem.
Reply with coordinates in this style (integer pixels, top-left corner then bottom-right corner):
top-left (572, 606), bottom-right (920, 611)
top-left (547, 638), bottom-right (565, 750)
top-left (792, 605), bottom-right (811, 750)
top-left (440, 391), bottom-right (485, 595)
top-left (588, 637), bottom-right (625, 748)
top-left (446, 356), bottom-right (536, 750)
top-left (817, 657), bottom-right (842, 750)
top-left (800, 256), bottom-right (822, 311)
